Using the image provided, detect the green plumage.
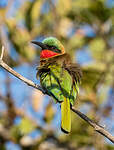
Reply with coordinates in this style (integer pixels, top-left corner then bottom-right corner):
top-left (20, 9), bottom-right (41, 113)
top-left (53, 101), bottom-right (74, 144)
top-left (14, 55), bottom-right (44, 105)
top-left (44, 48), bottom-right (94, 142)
top-left (42, 37), bottom-right (64, 51)
top-left (39, 63), bottom-right (79, 105)
top-left (37, 53), bottom-right (82, 133)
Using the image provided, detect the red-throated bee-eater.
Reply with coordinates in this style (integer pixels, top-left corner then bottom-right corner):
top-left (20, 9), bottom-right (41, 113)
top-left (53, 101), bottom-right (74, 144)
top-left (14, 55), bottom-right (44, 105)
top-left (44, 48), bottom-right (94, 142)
top-left (32, 37), bottom-right (82, 133)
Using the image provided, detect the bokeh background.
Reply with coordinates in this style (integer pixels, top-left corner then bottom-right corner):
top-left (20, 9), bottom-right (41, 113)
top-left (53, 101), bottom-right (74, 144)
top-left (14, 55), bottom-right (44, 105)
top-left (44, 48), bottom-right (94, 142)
top-left (0, 0), bottom-right (114, 150)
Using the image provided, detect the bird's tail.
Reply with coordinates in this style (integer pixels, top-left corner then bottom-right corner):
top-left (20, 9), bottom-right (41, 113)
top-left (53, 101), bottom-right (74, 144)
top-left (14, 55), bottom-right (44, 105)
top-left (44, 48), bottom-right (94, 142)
top-left (61, 98), bottom-right (71, 133)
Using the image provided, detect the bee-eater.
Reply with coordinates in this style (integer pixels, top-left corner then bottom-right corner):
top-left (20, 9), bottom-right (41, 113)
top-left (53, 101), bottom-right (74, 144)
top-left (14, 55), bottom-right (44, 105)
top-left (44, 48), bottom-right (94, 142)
top-left (32, 37), bottom-right (82, 133)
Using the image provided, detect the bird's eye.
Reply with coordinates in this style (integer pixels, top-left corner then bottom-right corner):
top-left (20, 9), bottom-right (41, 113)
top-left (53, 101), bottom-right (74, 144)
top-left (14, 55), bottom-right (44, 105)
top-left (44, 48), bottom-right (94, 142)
top-left (48, 45), bottom-right (57, 49)
top-left (52, 46), bottom-right (57, 49)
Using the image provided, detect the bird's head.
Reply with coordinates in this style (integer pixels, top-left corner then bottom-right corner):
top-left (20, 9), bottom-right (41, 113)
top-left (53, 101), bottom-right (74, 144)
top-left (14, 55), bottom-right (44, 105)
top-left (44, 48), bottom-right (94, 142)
top-left (32, 37), bottom-right (65, 59)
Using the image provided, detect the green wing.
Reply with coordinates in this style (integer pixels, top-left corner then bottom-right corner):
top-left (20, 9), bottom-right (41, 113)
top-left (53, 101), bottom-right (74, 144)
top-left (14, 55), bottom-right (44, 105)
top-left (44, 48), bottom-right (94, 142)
top-left (39, 64), bottom-right (79, 105)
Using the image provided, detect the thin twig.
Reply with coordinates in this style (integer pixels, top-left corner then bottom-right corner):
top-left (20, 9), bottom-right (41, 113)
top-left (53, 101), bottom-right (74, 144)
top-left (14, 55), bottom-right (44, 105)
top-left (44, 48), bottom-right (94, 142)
top-left (0, 46), bottom-right (114, 143)
top-left (71, 107), bottom-right (114, 143)
top-left (0, 46), bottom-right (4, 60)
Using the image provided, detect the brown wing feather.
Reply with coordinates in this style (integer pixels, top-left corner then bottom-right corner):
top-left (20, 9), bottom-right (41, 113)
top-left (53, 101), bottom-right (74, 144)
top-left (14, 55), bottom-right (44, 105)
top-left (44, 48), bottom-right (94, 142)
top-left (63, 56), bottom-right (82, 83)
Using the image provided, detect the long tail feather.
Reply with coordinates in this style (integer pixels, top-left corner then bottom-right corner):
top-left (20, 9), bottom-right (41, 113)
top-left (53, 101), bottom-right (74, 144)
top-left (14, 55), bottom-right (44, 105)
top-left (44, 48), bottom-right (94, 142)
top-left (61, 98), bottom-right (71, 133)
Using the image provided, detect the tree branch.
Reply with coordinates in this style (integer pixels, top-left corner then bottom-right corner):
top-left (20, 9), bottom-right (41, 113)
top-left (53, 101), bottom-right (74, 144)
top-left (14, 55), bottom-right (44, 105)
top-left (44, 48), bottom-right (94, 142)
top-left (71, 107), bottom-right (114, 143)
top-left (0, 46), bottom-right (46, 94)
top-left (0, 46), bottom-right (114, 143)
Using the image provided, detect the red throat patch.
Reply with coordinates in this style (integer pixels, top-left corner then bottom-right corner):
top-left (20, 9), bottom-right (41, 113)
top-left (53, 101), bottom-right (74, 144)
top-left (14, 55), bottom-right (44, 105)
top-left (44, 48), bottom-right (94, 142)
top-left (40, 50), bottom-right (59, 58)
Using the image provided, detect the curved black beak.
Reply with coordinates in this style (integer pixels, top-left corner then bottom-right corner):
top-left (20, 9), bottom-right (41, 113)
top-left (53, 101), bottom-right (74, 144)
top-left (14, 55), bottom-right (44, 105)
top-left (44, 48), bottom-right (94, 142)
top-left (31, 41), bottom-right (47, 50)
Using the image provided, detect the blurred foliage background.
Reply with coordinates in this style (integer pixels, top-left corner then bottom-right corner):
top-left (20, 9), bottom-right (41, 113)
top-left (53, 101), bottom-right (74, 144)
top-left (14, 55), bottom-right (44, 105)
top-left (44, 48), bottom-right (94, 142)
top-left (0, 0), bottom-right (114, 150)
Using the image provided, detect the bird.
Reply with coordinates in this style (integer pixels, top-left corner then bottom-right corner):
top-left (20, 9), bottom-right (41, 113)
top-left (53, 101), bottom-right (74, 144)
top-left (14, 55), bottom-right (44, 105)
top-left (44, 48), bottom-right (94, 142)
top-left (32, 37), bottom-right (82, 133)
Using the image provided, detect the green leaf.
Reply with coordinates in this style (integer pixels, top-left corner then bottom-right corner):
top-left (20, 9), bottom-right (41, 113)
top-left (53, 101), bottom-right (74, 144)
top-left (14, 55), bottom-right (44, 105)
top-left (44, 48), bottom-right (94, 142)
top-left (57, 0), bottom-right (71, 16)
top-left (25, 0), bottom-right (42, 30)
top-left (89, 38), bottom-right (106, 60)
top-left (19, 118), bottom-right (36, 135)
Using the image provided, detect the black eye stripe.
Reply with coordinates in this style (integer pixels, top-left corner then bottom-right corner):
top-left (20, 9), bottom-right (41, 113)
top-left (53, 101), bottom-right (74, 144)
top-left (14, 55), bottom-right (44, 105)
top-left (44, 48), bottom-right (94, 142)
top-left (46, 45), bottom-right (61, 53)
top-left (52, 49), bottom-right (61, 53)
